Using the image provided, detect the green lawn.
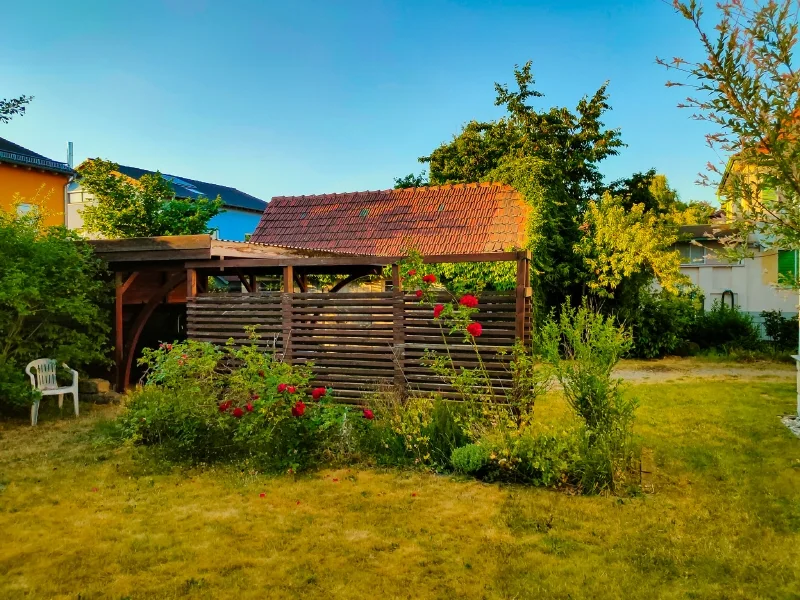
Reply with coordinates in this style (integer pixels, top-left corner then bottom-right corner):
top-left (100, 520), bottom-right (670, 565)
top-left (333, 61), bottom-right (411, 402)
top-left (1, 372), bottom-right (799, 599)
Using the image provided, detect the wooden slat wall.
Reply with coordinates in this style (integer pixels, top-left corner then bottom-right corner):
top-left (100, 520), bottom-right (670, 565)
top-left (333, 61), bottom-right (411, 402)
top-left (186, 290), bottom-right (528, 401)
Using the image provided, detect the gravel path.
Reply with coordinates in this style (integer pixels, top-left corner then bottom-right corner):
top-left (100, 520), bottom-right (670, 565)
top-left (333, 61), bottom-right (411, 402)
top-left (613, 359), bottom-right (795, 384)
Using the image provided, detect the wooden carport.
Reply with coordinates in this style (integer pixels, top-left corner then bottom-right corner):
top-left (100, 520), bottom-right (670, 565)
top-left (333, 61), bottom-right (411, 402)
top-left (89, 235), bottom-right (532, 396)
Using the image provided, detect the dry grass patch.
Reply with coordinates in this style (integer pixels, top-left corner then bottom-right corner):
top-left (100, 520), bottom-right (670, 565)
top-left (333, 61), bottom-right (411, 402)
top-left (1, 373), bottom-right (799, 599)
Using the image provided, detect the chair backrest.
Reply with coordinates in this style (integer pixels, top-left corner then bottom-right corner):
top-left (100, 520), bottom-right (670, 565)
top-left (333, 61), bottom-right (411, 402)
top-left (26, 359), bottom-right (59, 391)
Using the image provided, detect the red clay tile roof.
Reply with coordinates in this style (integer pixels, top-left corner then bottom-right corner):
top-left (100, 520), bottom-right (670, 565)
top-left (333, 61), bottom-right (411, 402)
top-left (250, 183), bottom-right (528, 256)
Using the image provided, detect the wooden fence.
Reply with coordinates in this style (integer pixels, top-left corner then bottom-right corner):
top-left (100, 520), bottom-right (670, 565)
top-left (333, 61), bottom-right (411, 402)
top-left (187, 290), bottom-right (530, 400)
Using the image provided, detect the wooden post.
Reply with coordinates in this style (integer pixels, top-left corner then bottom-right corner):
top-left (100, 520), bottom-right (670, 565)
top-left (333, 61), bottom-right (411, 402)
top-left (392, 264), bottom-right (405, 396)
top-left (187, 268), bottom-right (198, 299)
top-left (282, 266), bottom-right (294, 363)
top-left (114, 273), bottom-right (124, 392)
top-left (515, 250), bottom-right (532, 342)
top-left (249, 274), bottom-right (257, 293)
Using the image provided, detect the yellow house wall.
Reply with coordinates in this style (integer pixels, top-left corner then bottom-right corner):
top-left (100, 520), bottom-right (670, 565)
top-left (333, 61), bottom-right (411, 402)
top-left (0, 163), bottom-right (69, 226)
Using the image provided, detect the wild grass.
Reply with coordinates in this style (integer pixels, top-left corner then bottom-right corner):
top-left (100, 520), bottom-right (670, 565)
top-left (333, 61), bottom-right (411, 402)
top-left (1, 369), bottom-right (799, 599)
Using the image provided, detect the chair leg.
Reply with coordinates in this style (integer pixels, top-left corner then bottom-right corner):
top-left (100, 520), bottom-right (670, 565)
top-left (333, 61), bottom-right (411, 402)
top-left (58, 394), bottom-right (64, 410)
top-left (73, 391), bottom-right (79, 417)
top-left (31, 401), bottom-right (39, 426)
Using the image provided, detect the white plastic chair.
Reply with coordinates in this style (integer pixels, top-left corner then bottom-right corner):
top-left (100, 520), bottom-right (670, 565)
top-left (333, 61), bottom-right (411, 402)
top-left (25, 359), bottom-right (79, 426)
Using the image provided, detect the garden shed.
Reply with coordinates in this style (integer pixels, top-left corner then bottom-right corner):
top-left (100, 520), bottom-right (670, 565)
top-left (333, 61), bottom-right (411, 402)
top-left (92, 236), bottom-right (532, 398)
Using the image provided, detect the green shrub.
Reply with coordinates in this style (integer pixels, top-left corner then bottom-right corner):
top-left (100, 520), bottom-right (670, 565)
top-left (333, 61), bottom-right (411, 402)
top-left (451, 443), bottom-right (489, 474)
top-left (626, 290), bottom-right (701, 358)
top-left (479, 428), bottom-right (579, 486)
top-left (0, 360), bottom-right (40, 415)
top-left (540, 301), bottom-right (638, 493)
top-left (120, 338), bottom-right (371, 470)
top-left (689, 300), bottom-right (761, 351)
top-left (760, 310), bottom-right (797, 351)
top-left (0, 201), bottom-right (110, 413)
top-left (363, 393), bottom-right (473, 470)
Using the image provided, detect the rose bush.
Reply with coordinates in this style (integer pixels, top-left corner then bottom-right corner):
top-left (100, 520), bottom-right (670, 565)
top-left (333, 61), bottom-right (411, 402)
top-left (119, 338), bottom-right (367, 470)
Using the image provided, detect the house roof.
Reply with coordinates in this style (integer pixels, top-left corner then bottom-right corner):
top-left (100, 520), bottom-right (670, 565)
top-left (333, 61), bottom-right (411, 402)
top-left (250, 183), bottom-right (528, 255)
top-left (102, 163), bottom-right (267, 213)
top-left (0, 136), bottom-right (73, 175)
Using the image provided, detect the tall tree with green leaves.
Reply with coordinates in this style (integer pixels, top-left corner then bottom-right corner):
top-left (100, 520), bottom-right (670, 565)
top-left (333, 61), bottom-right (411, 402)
top-left (659, 0), bottom-right (800, 250)
top-left (78, 159), bottom-right (223, 238)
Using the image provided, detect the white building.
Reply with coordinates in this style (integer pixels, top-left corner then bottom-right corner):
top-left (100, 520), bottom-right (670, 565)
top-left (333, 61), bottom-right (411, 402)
top-left (676, 225), bottom-right (798, 329)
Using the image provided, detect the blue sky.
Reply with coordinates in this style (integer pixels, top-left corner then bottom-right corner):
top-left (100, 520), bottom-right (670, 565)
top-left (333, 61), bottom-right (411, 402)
top-left (0, 0), bottom-right (718, 204)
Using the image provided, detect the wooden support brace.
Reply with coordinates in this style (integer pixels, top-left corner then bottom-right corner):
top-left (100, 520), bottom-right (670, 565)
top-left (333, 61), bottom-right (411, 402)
top-left (391, 264), bottom-right (405, 396)
top-left (282, 265), bottom-right (294, 363)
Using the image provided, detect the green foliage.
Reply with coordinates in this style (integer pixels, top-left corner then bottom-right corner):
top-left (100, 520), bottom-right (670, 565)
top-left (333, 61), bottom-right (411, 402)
top-left (393, 171), bottom-right (429, 188)
top-left (78, 159), bottom-right (223, 238)
top-left (0, 359), bottom-right (40, 412)
top-left (450, 443), bottom-right (489, 474)
top-left (540, 301), bottom-right (638, 493)
top-left (760, 309), bottom-right (797, 351)
top-left (0, 201), bottom-right (110, 412)
top-left (121, 338), bottom-right (369, 470)
top-left (689, 301), bottom-right (761, 352)
top-left (479, 428), bottom-right (579, 486)
top-left (663, 1), bottom-right (800, 256)
top-left (0, 94), bottom-right (32, 124)
top-left (576, 198), bottom-right (687, 296)
top-left (625, 290), bottom-right (702, 359)
top-left (422, 61), bottom-right (623, 201)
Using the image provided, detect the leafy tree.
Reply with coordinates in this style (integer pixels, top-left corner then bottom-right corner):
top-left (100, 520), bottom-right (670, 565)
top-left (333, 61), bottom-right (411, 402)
top-left (659, 0), bottom-right (800, 250)
top-left (421, 61), bottom-right (624, 203)
top-left (394, 171), bottom-right (429, 189)
top-left (0, 94), bottom-right (32, 124)
top-left (605, 169), bottom-right (716, 223)
top-left (78, 159), bottom-right (223, 238)
top-left (0, 198), bottom-right (110, 411)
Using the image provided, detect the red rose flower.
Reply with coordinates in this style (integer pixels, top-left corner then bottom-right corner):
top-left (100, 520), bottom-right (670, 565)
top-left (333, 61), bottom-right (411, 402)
top-left (277, 383), bottom-right (287, 393)
top-left (459, 294), bottom-right (479, 308)
top-left (408, 269), bottom-right (417, 276)
top-left (288, 386), bottom-right (297, 394)
top-left (251, 393), bottom-right (260, 401)
top-left (311, 387), bottom-right (327, 400)
top-left (233, 407), bottom-right (244, 418)
top-left (422, 274), bottom-right (436, 284)
top-left (218, 401), bottom-right (231, 412)
top-left (466, 322), bottom-right (483, 337)
top-left (291, 401), bottom-right (306, 417)
top-left (433, 303), bottom-right (445, 318)
top-left (259, 492), bottom-right (266, 498)
top-left (363, 408), bottom-right (374, 420)
top-left (246, 402), bottom-right (254, 412)
top-left (181, 353), bottom-right (188, 359)
top-left (415, 289), bottom-right (423, 298)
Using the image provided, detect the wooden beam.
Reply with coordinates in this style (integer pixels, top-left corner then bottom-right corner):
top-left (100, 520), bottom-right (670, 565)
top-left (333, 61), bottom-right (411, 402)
top-left (294, 273), bottom-right (307, 293)
top-left (235, 269), bottom-right (253, 293)
top-left (283, 265), bottom-right (294, 293)
top-left (185, 251), bottom-right (521, 271)
top-left (187, 268), bottom-right (198, 299)
top-left (515, 251), bottom-right (531, 341)
top-left (114, 273), bottom-right (124, 391)
top-left (88, 234), bottom-right (212, 254)
top-left (391, 264), bottom-right (401, 292)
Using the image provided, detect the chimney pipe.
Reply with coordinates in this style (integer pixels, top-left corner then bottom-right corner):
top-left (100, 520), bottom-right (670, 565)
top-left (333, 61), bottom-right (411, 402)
top-left (67, 141), bottom-right (73, 169)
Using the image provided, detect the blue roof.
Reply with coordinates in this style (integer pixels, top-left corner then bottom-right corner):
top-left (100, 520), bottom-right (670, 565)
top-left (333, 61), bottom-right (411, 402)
top-left (114, 164), bottom-right (266, 213)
